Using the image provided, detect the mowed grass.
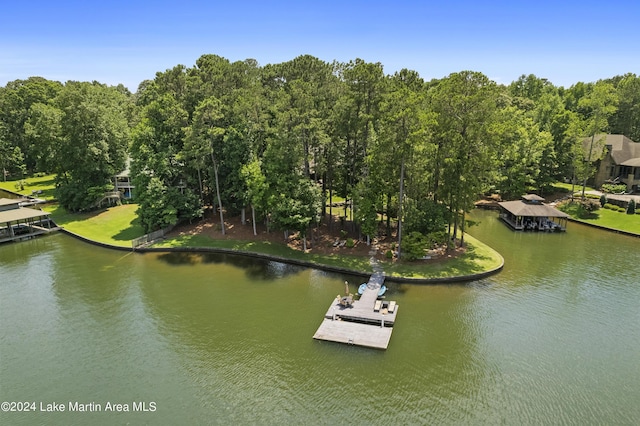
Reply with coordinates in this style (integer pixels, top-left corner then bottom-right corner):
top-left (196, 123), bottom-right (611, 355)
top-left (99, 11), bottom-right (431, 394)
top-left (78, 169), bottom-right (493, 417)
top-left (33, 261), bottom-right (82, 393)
top-left (45, 203), bottom-right (145, 247)
top-left (0, 174), bottom-right (57, 200)
top-left (561, 202), bottom-right (640, 234)
top-left (591, 208), bottom-right (640, 233)
top-left (156, 232), bottom-right (503, 280)
top-left (381, 234), bottom-right (504, 279)
top-left (551, 182), bottom-right (597, 194)
top-left (155, 234), bottom-right (373, 272)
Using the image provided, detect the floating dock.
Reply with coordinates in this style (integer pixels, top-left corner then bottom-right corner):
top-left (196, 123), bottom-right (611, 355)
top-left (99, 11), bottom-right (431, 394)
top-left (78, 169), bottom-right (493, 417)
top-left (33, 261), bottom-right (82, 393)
top-left (313, 271), bottom-right (398, 350)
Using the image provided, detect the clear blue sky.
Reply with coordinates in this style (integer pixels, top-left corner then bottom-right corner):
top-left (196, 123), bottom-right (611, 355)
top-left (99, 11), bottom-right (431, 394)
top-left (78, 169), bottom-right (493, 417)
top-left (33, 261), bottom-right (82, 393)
top-left (2, 0), bottom-right (638, 91)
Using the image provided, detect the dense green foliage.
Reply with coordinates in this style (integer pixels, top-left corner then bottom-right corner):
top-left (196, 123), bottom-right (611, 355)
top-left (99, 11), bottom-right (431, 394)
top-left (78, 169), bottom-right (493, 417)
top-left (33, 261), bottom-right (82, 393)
top-left (1, 79), bottom-right (131, 211)
top-left (2, 56), bottom-right (638, 253)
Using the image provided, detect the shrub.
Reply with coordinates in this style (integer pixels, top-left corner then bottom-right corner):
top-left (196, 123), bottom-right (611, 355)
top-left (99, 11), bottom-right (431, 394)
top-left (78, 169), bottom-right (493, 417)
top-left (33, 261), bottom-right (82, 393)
top-left (603, 204), bottom-right (615, 210)
top-left (626, 199), bottom-right (636, 214)
top-left (345, 238), bottom-right (355, 248)
top-left (385, 249), bottom-right (393, 259)
top-left (599, 194), bottom-right (607, 207)
top-left (402, 232), bottom-right (429, 261)
top-left (427, 230), bottom-right (448, 247)
top-left (617, 207), bottom-right (626, 213)
top-left (575, 199), bottom-right (600, 218)
top-left (339, 229), bottom-right (348, 238)
top-left (601, 183), bottom-right (627, 194)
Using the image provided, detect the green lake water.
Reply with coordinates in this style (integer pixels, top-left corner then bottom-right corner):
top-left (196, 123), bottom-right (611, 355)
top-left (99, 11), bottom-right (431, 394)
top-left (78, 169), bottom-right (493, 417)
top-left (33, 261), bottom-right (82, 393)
top-left (1, 209), bottom-right (639, 425)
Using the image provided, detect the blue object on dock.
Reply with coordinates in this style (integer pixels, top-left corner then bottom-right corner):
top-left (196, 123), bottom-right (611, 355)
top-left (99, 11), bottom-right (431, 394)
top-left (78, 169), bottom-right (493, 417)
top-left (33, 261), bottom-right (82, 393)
top-left (378, 285), bottom-right (387, 297)
top-left (358, 283), bottom-right (367, 295)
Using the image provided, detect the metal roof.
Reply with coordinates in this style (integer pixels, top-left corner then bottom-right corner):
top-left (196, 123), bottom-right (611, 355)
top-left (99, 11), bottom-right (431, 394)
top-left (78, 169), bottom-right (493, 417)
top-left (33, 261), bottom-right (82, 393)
top-left (0, 206), bottom-right (50, 224)
top-left (498, 200), bottom-right (569, 218)
top-left (0, 198), bottom-right (22, 207)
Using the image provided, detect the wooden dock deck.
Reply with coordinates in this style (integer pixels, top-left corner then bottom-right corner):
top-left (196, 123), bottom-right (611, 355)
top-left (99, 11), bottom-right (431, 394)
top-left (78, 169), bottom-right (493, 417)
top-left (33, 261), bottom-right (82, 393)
top-left (313, 271), bottom-right (399, 350)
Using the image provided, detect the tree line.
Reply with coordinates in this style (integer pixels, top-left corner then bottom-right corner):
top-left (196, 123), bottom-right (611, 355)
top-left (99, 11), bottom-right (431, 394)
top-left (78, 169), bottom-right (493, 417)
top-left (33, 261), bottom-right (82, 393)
top-left (1, 54), bottom-right (637, 255)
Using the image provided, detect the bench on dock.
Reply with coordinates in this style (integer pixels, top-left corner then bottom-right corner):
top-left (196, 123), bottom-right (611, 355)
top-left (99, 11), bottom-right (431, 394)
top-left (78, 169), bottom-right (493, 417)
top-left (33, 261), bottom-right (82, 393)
top-left (388, 301), bottom-right (396, 313)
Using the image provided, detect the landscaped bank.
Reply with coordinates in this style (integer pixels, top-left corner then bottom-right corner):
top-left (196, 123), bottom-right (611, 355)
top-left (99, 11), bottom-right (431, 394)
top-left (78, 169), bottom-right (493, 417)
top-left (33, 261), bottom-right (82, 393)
top-left (152, 231), bottom-right (504, 283)
top-left (42, 203), bottom-right (503, 283)
top-left (556, 196), bottom-right (640, 237)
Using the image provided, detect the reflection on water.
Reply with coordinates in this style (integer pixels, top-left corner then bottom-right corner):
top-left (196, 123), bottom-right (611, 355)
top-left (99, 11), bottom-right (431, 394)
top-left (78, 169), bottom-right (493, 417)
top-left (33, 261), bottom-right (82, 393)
top-left (1, 214), bottom-right (639, 424)
top-left (155, 251), bottom-right (305, 280)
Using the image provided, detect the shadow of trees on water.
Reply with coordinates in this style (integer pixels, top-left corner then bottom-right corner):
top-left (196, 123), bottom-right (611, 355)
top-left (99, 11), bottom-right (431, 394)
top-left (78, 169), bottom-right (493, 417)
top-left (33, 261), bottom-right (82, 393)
top-left (156, 251), bottom-right (305, 281)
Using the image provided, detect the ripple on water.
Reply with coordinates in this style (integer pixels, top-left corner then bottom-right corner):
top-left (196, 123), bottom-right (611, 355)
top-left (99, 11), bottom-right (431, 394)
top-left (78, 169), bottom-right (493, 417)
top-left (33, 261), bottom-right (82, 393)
top-left (2, 225), bottom-right (639, 425)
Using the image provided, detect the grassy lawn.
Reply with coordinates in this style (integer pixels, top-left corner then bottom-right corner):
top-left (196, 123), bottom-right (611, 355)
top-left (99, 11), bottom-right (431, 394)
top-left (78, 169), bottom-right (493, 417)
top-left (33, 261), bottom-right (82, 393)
top-left (550, 182), bottom-right (597, 195)
top-left (45, 203), bottom-right (145, 247)
top-left (0, 174), bottom-right (57, 200)
top-left (155, 234), bottom-right (373, 272)
top-left (381, 234), bottom-right (503, 279)
top-left (560, 202), bottom-right (640, 234)
top-left (155, 232), bottom-right (503, 280)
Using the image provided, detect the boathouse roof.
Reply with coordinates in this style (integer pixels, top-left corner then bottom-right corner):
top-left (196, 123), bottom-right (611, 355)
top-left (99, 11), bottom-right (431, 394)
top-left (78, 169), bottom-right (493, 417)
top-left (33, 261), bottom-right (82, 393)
top-left (0, 207), bottom-right (50, 223)
top-left (0, 198), bottom-right (50, 223)
top-left (0, 198), bottom-right (22, 209)
top-left (522, 194), bottom-right (545, 202)
top-left (498, 200), bottom-right (569, 218)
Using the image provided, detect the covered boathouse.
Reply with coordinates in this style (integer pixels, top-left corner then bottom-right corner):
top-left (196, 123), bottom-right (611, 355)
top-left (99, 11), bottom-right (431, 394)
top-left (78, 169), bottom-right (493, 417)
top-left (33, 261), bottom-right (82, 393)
top-left (0, 198), bottom-right (56, 243)
top-left (498, 194), bottom-right (569, 232)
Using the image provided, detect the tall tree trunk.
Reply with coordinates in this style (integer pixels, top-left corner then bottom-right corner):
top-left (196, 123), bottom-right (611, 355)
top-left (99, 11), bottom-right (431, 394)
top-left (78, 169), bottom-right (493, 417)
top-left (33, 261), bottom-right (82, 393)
top-left (351, 196), bottom-right (355, 232)
top-left (432, 139), bottom-right (443, 203)
top-left (303, 133), bottom-right (310, 178)
top-left (460, 211), bottom-right (466, 247)
top-left (571, 167), bottom-right (576, 202)
top-left (322, 171), bottom-right (327, 217)
top-left (397, 157), bottom-right (406, 259)
top-left (328, 172), bottom-right (333, 230)
top-left (211, 151), bottom-right (225, 235)
top-left (241, 207), bottom-right (246, 225)
top-left (386, 192), bottom-right (392, 236)
top-left (251, 205), bottom-right (257, 236)
top-left (447, 193), bottom-right (453, 247)
top-left (452, 199), bottom-right (459, 247)
top-left (582, 132), bottom-right (597, 200)
top-left (197, 168), bottom-right (203, 201)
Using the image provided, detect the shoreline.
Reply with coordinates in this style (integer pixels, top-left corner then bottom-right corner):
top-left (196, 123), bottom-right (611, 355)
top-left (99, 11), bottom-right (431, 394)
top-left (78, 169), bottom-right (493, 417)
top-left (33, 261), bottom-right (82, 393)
top-left (57, 227), bottom-right (504, 284)
top-left (476, 203), bottom-right (640, 238)
top-left (566, 217), bottom-right (640, 238)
